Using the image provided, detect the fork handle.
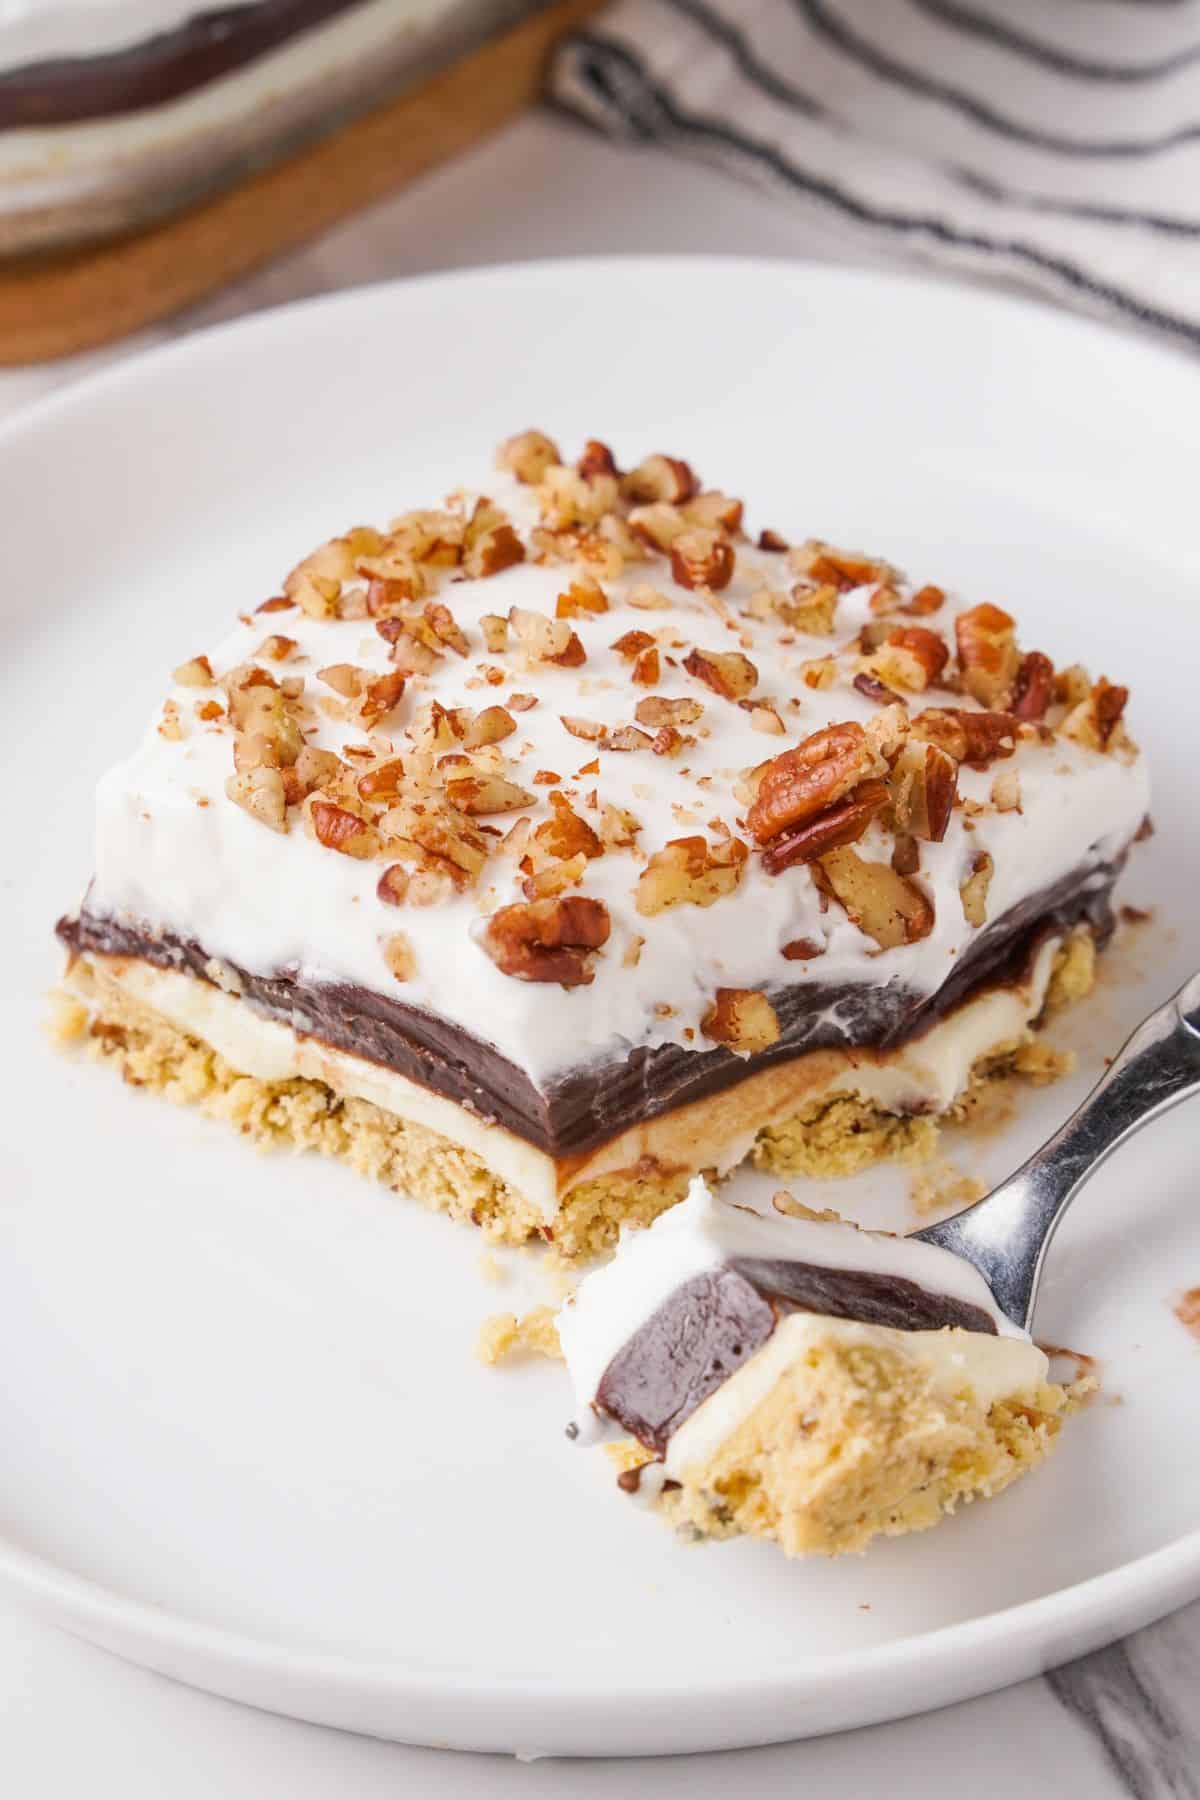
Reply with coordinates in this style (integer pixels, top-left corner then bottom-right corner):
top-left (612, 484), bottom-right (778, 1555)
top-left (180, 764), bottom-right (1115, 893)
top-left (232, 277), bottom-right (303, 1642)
top-left (915, 971), bottom-right (1200, 1329)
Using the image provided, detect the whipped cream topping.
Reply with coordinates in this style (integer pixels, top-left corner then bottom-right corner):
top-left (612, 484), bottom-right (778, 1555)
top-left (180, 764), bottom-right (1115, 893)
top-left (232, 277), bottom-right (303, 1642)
top-left (82, 458), bottom-right (1149, 1090)
top-left (559, 1178), bottom-right (1030, 1440)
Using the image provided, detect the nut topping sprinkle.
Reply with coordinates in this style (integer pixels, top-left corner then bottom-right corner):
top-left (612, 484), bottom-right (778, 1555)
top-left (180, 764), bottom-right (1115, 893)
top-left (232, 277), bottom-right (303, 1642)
top-left (140, 428), bottom-right (1144, 1062)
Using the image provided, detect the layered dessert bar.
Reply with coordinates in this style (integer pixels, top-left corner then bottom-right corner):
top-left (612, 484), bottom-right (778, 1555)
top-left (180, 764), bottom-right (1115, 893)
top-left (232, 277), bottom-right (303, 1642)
top-left (559, 1180), bottom-right (1086, 1556)
top-left (55, 430), bottom-right (1149, 1256)
top-left (0, 0), bottom-right (547, 250)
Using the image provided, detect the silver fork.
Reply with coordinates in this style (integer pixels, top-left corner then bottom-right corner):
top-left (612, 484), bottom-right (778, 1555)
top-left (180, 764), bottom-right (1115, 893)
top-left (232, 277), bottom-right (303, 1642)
top-left (914, 971), bottom-right (1200, 1330)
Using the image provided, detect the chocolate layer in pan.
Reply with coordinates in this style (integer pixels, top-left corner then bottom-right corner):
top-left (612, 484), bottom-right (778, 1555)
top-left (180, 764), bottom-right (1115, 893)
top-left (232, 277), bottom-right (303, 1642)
top-left (595, 1260), bottom-right (996, 1455)
top-left (57, 853), bottom-right (1120, 1161)
top-left (0, 0), bottom-right (364, 128)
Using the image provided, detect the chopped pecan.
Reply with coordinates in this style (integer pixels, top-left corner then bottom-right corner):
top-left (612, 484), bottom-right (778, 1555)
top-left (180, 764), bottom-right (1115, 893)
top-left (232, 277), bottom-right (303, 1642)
top-left (599, 803), bottom-right (642, 849)
top-left (522, 852), bottom-right (588, 900)
top-left (480, 613), bottom-right (509, 653)
top-left (256, 635), bottom-right (298, 663)
top-left (783, 583), bottom-right (839, 636)
top-left (746, 721), bottom-right (882, 844)
top-left (911, 707), bottom-right (1017, 768)
top-left (498, 430), bottom-right (561, 484)
top-left (627, 503), bottom-right (686, 552)
top-left (534, 792), bottom-right (602, 860)
top-left (760, 779), bottom-right (889, 875)
top-left (611, 629), bottom-right (656, 659)
top-left (461, 705), bottom-right (516, 749)
top-left (956, 603), bottom-right (1020, 707)
top-left (758, 528), bottom-right (789, 552)
top-left (789, 540), bottom-right (893, 592)
top-left (904, 584), bottom-right (945, 616)
top-left (991, 768), bottom-right (1022, 812)
top-left (224, 767), bottom-right (287, 833)
top-left (750, 705), bottom-right (785, 735)
top-left (444, 774), bottom-right (534, 815)
top-left (560, 714), bottom-right (607, 743)
top-left (879, 625), bottom-right (949, 690)
top-left (577, 439), bottom-right (618, 479)
top-left (462, 515), bottom-right (525, 581)
top-left (853, 671), bottom-right (902, 707)
top-left (509, 606), bottom-right (574, 662)
top-left (424, 602), bottom-right (468, 656)
top-left (605, 726), bottom-right (654, 752)
top-left (381, 933), bottom-right (417, 982)
top-left (634, 835), bottom-right (748, 916)
top-left (481, 895), bottom-right (611, 987)
top-left (682, 490), bottom-right (744, 534)
top-left (816, 847), bottom-right (934, 949)
top-left (256, 595), bottom-right (294, 614)
top-left (959, 851), bottom-right (994, 927)
top-left (634, 695), bottom-right (704, 728)
top-left (781, 937), bottom-right (824, 961)
top-left (1011, 651), bottom-right (1055, 721)
top-left (556, 577), bottom-right (609, 619)
top-left (621, 455), bottom-right (698, 505)
top-left (173, 655), bottom-right (214, 687)
top-left (295, 746), bottom-right (343, 794)
top-left (683, 647), bottom-right (758, 701)
top-left (376, 864), bottom-right (410, 906)
top-left (886, 740), bottom-right (958, 841)
top-left (891, 834), bottom-right (920, 876)
top-left (670, 528), bottom-right (735, 592)
top-left (538, 464), bottom-right (619, 530)
top-left (311, 799), bottom-right (378, 859)
top-left (702, 988), bottom-right (780, 1056)
top-left (632, 645), bottom-right (660, 686)
top-left (1061, 677), bottom-right (1130, 753)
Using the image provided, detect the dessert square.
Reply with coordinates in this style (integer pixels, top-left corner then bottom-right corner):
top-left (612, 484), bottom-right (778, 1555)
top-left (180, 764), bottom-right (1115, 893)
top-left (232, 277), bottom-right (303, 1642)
top-left (56, 431), bottom-right (1149, 1255)
top-left (559, 1181), bottom-right (1089, 1556)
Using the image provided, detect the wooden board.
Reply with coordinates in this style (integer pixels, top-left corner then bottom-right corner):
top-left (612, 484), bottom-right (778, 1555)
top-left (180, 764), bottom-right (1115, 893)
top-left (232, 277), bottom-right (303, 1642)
top-left (0, 0), bottom-right (602, 365)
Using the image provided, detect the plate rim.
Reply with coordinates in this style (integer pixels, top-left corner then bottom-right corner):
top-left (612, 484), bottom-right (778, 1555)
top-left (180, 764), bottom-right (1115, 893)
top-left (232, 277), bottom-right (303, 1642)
top-left (6, 253), bottom-right (1199, 1750)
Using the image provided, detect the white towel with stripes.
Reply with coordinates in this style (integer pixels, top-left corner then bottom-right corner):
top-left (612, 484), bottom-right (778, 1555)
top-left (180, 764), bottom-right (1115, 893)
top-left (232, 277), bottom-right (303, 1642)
top-left (547, 0), bottom-right (1200, 348)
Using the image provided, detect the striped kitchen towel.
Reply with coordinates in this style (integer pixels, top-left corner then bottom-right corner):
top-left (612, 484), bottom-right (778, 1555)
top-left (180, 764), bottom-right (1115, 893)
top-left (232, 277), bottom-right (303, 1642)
top-left (547, 0), bottom-right (1200, 349)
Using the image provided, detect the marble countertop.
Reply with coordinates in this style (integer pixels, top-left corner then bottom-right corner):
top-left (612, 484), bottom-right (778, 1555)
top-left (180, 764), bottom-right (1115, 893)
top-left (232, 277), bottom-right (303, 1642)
top-left (4, 109), bottom-right (1198, 1800)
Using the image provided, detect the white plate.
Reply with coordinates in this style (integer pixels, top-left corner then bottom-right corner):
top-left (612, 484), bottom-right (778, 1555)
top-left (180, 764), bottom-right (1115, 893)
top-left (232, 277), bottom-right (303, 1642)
top-left (2, 259), bottom-right (1199, 1758)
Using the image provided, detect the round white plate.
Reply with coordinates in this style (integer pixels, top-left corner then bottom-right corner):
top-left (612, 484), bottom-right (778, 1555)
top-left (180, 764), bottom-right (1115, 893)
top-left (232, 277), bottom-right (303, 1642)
top-left (2, 259), bottom-right (1199, 1757)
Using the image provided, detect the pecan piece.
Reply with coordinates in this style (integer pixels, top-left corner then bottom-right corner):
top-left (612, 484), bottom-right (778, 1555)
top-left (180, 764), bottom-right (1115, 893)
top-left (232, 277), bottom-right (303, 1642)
top-left (621, 455), bottom-right (698, 505)
top-left (1061, 677), bottom-right (1130, 753)
top-left (498, 430), bottom-right (561, 484)
top-left (702, 988), bottom-right (781, 1056)
top-left (381, 933), bottom-right (417, 982)
top-left (816, 847), bottom-right (934, 949)
top-left (683, 647), bottom-right (758, 701)
top-left (534, 792), bottom-right (602, 860)
top-left (670, 529), bottom-right (735, 592)
top-left (955, 603), bottom-right (1020, 707)
top-left (634, 695), bottom-right (704, 728)
top-left (634, 835), bottom-right (748, 916)
top-left (481, 895), bottom-right (611, 988)
top-left (911, 707), bottom-right (1017, 768)
top-left (760, 779), bottom-right (889, 875)
top-left (1010, 650), bottom-right (1054, 721)
top-left (886, 740), bottom-right (958, 841)
top-left (225, 767), bottom-right (287, 833)
top-left (444, 774), bottom-right (534, 815)
top-left (577, 439), bottom-right (618, 479)
top-left (310, 799), bottom-right (378, 858)
top-left (174, 655), bottom-right (214, 687)
top-left (746, 721), bottom-right (882, 844)
top-left (556, 577), bottom-right (609, 619)
top-left (959, 851), bottom-right (994, 927)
